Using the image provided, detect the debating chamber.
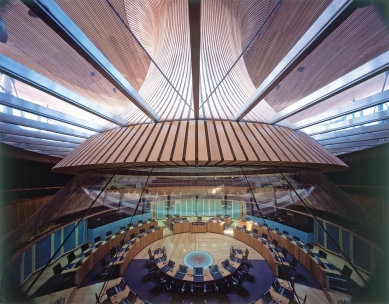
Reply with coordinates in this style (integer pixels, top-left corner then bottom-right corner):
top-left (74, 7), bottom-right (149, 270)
top-left (0, 0), bottom-right (388, 303)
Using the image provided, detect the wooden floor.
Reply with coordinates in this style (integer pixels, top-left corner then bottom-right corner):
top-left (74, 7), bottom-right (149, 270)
top-left (135, 232), bottom-right (264, 264)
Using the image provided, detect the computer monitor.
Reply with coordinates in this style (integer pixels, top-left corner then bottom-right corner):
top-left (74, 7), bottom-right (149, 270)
top-left (106, 231), bottom-right (112, 237)
top-left (150, 225), bottom-right (155, 230)
top-left (263, 290), bottom-right (273, 304)
top-left (67, 252), bottom-right (76, 264)
top-left (194, 267), bottom-right (203, 276)
top-left (307, 243), bottom-right (313, 250)
top-left (318, 249), bottom-right (327, 259)
top-left (222, 259), bottom-right (231, 268)
top-left (53, 263), bottom-right (63, 275)
top-left (182, 217), bottom-right (188, 221)
top-left (197, 216), bottom-right (202, 220)
top-left (130, 233), bottom-right (136, 239)
top-left (272, 239), bottom-right (278, 247)
top-left (273, 278), bottom-right (281, 291)
top-left (127, 289), bottom-right (137, 303)
top-left (138, 220), bottom-right (143, 224)
top-left (140, 229), bottom-right (145, 234)
top-left (283, 230), bottom-right (289, 235)
top-left (293, 236), bottom-right (300, 241)
top-left (120, 226), bottom-right (125, 230)
top-left (275, 227), bottom-right (279, 231)
top-left (94, 236), bottom-right (101, 243)
top-left (80, 243), bottom-right (89, 252)
top-left (262, 233), bottom-right (268, 240)
top-left (253, 228), bottom-right (258, 234)
top-left (229, 252), bottom-right (235, 261)
top-left (167, 259), bottom-right (175, 269)
top-left (209, 264), bottom-right (219, 274)
top-left (282, 247), bottom-right (288, 257)
top-left (178, 265), bottom-right (188, 274)
top-left (119, 277), bottom-right (126, 290)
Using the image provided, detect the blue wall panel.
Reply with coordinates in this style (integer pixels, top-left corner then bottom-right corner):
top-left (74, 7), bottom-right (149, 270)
top-left (317, 220), bottom-right (324, 247)
top-left (53, 230), bottom-right (62, 260)
top-left (77, 220), bottom-right (85, 246)
top-left (326, 224), bottom-right (340, 254)
top-left (9, 256), bottom-right (21, 286)
top-left (342, 230), bottom-right (351, 259)
top-left (353, 236), bottom-right (371, 272)
top-left (63, 224), bottom-right (75, 253)
top-left (23, 247), bottom-right (32, 281)
top-left (35, 235), bottom-right (51, 270)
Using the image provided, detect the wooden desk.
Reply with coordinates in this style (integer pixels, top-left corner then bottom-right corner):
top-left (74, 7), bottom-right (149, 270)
top-left (62, 223), bottom-right (162, 286)
top-left (206, 221), bottom-right (225, 234)
top-left (172, 221), bottom-right (191, 234)
top-left (255, 286), bottom-right (291, 304)
top-left (157, 257), bottom-right (241, 283)
top-left (233, 227), bottom-right (340, 287)
top-left (191, 222), bottom-right (206, 233)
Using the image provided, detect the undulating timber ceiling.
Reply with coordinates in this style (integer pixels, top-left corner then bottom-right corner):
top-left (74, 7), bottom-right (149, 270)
top-left (0, 0), bottom-right (389, 159)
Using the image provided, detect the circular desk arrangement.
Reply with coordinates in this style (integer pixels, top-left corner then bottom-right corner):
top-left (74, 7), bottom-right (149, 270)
top-left (182, 250), bottom-right (214, 269)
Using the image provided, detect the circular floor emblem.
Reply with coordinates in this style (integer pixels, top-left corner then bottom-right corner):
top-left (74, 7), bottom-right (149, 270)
top-left (183, 250), bottom-right (214, 269)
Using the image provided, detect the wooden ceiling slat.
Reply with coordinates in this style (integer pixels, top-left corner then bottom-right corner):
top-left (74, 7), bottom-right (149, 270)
top-left (53, 122), bottom-right (347, 173)
top-left (197, 120), bottom-right (209, 165)
top-left (231, 122), bottom-right (258, 162)
top-left (87, 128), bottom-right (124, 165)
top-left (185, 121), bottom-right (196, 165)
top-left (172, 121), bottom-right (188, 165)
top-left (97, 127), bottom-right (132, 164)
top-left (116, 124), bottom-right (147, 163)
top-left (106, 126), bottom-right (137, 164)
top-left (137, 123), bottom-right (163, 163)
top-left (214, 121), bottom-right (234, 165)
top-left (159, 121), bottom-right (180, 165)
top-left (126, 124), bottom-right (154, 163)
top-left (205, 121), bottom-right (222, 165)
top-left (239, 122), bottom-right (269, 162)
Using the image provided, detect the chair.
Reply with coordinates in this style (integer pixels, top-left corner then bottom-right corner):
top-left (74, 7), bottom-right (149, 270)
top-left (214, 280), bottom-right (229, 301)
top-left (95, 293), bottom-right (101, 304)
top-left (231, 271), bottom-right (247, 295)
top-left (242, 248), bottom-right (250, 267)
top-left (232, 245), bottom-right (243, 255)
top-left (110, 247), bottom-right (117, 259)
top-left (144, 262), bottom-right (158, 281)
top-left (52, 263), bottom-right (73, 291)
top-left (283, 257), bottom-right (299, 280)
top-left (281, 247), bottom-right (289, 260)
top-left (170, 281), bottom-right (186, 293)
top-left (99, 258), bottom-right (112, 280)
top-left (327, 265), bottom-right (353, 293)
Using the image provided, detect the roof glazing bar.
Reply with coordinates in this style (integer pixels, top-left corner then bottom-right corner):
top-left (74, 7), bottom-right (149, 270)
top-left (0, 134), bottom-right (79, 148)
top-left (0, 92), bottom-right (105, 133)
top-left (0, 123), bottom-right (85, 144)
top-left (269, 51), bottom-right (389, 124)
top-left (303, 109), bottom-right (389, 135)
top-left (0, 55), bottom-right (127, 126)
top-left (0, 112), bottom-right (93, 138)
top-left (234, 0), bottom-right (359, 121)
top-left (292, 90), bottom-right (389, 130)
top-left (21, 0), bottom-right (159, 122)
top-left (317, 129), bottom-right (389, 146)
top-left (313, 122), bottom-right (389, 141)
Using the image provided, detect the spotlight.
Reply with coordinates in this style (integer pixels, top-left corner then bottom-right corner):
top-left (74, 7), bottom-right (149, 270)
top-left (297, 66), bottom-right (305, 72)
top-left (90, 71), bottom-right (98, 77)
top-left (0, 17), bottom-right (8, 44)
top-left (275, 84), bottom-right (281, 91)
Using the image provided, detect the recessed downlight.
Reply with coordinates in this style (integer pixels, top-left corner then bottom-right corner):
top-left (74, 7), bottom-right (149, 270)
top-left (297, 66), bottom-right (305, 72)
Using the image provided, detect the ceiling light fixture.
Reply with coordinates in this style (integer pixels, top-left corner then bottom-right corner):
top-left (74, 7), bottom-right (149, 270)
top-left (28, 10), bottom-right (39, 18)
top-left (113, 88), bottom-right (117, 93)
top-left (275, 84), bottom-right (281, 90)
top-left (90, 71), bottom-right (98, 77)
top-left (297, 66), bottom-right (305, 72)
top-left (0, 17), bottom-right (8, 43)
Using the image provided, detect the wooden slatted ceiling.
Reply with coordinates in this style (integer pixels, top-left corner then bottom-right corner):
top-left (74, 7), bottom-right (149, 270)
top-left (53, 121), bottom-right (347, 174)
top-left (256, 4), bottom-right (389, 114)
top-left (0, 0), bottom-right (130, 115)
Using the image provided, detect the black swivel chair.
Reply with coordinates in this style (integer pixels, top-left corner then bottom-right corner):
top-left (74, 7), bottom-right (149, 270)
top-left (110, 247), bottom-right (117, 259)
top-left (99, 258), bottom-right (113, 280)
top-left (52, 263), bottom-right (73, 291)
top-left (231, 271), bottom-right (247, 296)
top-left (327, 264), bottom-right (353, 293)
top-left (214, 280), bottom-right (229, 301)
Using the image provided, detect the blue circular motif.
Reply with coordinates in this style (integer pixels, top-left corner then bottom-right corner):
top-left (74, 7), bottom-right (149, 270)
top-left (183, 250), bottom-right (214, 269)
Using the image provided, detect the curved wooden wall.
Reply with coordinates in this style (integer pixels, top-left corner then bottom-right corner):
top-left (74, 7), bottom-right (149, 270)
top-left (53, 121), bottom-right (347, 173)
